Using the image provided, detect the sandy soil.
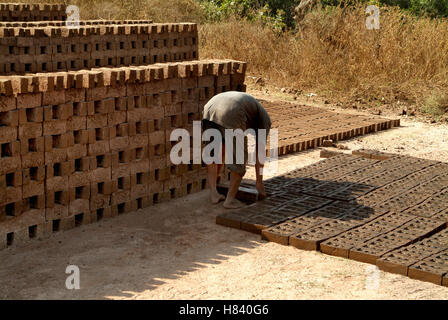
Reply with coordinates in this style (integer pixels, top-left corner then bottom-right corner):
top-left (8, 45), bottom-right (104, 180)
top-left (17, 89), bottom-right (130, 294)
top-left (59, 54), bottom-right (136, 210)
top-left (1, 94), bottom-right (447, 300)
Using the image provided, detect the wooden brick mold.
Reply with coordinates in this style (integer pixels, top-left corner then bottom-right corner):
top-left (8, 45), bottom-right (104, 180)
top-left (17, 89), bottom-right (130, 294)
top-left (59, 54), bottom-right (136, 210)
top-left (0, 23), bottom-right (199, 75)
top-left (0, 3), bottom-right (67, 22)
top-left (0, 59), bottom-right (247, 249)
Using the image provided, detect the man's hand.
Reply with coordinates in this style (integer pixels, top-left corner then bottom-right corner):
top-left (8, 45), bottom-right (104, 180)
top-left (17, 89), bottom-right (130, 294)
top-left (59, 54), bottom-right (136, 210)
top-left (256, 181), bottom-right (267, 200)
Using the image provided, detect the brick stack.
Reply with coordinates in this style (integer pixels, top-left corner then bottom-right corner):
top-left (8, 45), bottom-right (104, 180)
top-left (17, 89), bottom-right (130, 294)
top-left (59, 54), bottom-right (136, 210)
top-left (0, 2), bottom-right (247, 249)
top-left (0, 3), bottom-right (67, 21)
top-left (0, 23), bottom-right (199, 74)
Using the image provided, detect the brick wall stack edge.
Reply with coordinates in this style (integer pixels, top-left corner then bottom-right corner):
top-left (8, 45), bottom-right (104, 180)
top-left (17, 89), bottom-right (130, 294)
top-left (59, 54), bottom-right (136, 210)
top-left (0, 3), bottom-right (248, 249)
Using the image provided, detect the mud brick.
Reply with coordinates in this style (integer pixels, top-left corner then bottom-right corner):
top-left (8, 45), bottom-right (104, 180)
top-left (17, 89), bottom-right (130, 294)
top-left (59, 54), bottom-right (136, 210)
top-left (87, 112), bottom-right (108, 129)
top-left (376, 253), bottom-right (420, 276)
top-left (0, 141), bottom-right (21, 174)
top-left (16, 92), bottom-right (41, 109)
top-left (408, 261), bottom-right (445, 285)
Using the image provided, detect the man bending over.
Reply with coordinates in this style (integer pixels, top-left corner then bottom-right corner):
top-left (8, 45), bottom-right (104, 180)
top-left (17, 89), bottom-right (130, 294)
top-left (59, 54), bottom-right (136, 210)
top-left (202, 91), bottom-right (272, 209)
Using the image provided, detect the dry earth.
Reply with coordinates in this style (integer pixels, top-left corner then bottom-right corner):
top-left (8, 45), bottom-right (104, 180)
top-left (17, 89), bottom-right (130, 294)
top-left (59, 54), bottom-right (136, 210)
top-left (0, 92), bottom-right (447, 300)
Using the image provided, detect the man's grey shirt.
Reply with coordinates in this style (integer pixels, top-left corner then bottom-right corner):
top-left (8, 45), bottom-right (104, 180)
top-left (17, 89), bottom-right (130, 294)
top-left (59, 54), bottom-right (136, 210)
top-left (202, 91), bottom-right (272, 137)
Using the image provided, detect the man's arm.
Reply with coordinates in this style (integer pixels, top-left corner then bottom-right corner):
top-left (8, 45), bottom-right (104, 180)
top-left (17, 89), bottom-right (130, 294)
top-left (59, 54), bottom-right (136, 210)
top-left (255, 137), bottom-right (267, 200)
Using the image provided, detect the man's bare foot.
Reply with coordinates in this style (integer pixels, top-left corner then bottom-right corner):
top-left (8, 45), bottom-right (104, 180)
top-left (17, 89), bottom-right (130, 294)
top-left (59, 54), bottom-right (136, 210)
top-left (223, 198), bottom-right (246, 209)
top-left (210, 191), bottom-right (225, 204)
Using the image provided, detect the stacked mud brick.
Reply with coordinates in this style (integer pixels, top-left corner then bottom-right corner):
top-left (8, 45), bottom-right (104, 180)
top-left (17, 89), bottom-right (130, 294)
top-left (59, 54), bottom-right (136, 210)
top-left (0, 3), bottom-right (66, 21)
top-left (0, 23), bottom-right (198, 74)
top-left (0, 3), bottom-right (247, 248)
top-left (0, 20), bottom-right (154, 27)
top-left (217, 151), bottom-right (448, 287)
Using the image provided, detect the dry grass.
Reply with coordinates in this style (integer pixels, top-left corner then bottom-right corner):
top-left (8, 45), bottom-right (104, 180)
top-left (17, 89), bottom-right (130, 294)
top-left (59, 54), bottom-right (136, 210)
top-left (200, 4), bottom-right (448, 112)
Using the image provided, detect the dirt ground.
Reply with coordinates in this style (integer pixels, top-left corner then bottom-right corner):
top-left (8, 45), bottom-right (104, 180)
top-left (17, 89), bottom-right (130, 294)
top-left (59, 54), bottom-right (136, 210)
top-left (1, 92), bottom-right (448, 300)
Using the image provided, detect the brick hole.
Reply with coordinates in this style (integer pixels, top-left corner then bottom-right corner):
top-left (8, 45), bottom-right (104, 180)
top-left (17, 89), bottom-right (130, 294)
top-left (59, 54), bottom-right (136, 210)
top-left (11, 63), bottom-right (15, 72)
top-left (75, 158), bottom-right (82, 172)
top-left (173, 39), bottom-right (177, 47)
top-left (57, 45), bottom-right (62, 53)
top-left (153, 193), bottom-right (159, 204)
top-left (134, 97), bottom-right (140, 109)
top-left (143, 56), bottom-right (147, 63)
top-left (52, 219), bottom-right (60, 232)
top-left (187, 164), bottom-right (193, 171)
top-left (1, 143), bottom-right (12, 157)
top-left (74, 213), bottom-right (84, 227)
top-left (98, 182), bottom-right (104, 194)
top-left (96, 155), bottom-right (104, 168)
top-left (8, 46), bottom-right (13, 54)
top-left (70, 61), bottom-right (75, 69)
top-left (95, 59), bottom-right (100, 67)
top-left (183, 52), bottom-right (187, 60)
top-left (153, 40), bottom-right (158, 48)
top-left (28, 225), bottom-right (37, 239)
top-left (75, 186), bottom-right (84, 199)
top-left (163, 54), bottom-right (168, 62)
top-left (6, 172), bottom-right (14, 187)
top-left (142, 41), bottom-right (147, 48)
top-left (52, 105), bottom-right (59, 119)
top-left (53, 163), bottom-right (61, 176)
top-left (188, 113), bottom-right (194, 124)
top-left (131, 41), bottom-right (136, 49)
top-left (106, 42), bottom-right (111, 50)
top-left (108, 58), bottom-right (112, 65)
top-left (154, 119), bottom-right (161, 131)
top-left (137, 198), bottom-right (143, 209)
top-left (119, 42), bottom-right (124, 50)
top-left (154, 145), bottom-right (162, 156)
top-left (5, 203), bottom-right (15, 216)
top-left (95, 128), bottom-right (103, 141)
top-left (73, 102), bottom-right (80, 115)
top-left (187, 183), bottom-right (192, 194)
top-left (25, 63), bottom-right (31, 72)
top-left (74, 130), bottom-right (82, 144)
top-left (42, 63), bottom-right (47, 71)
top-left (54, 191), bottom-right (63, 204)
top-left (170, 188), bottom-right (175, 199)
top-left (192, 51), bottom-right (197, 59)
top-left (136, 148), bottom-right (144, 160)
top-left (94, 101), bottom-right (101, 113)
top-left (6, 232), bottom-right (14, 246)
top-left (84, 60), bottom-right (88, 68)
top-left (96, 208), bottom-right (104, 221)
top-left (28, 196), bottom-right (38, 209)
top-left (131, 57), bottom-right (136, 64)
top-left (163, 39), bottom-right (167, 47)
top-left (71, 44), bottom-right (76, 53)
top-left (84, 44), bottom-right (88, 52)
top-left (120, 57), bottom-right (124, 65)
top-left (119, 151), bottom-right (125, 163)
top-left (136, 173), bottom-right (143, 185)
top-left (118, 177), bottom-right (124, 189)
top-left (170, 165), bottom-right (176, 175)
top-left (0, 112), bottom-right (8, 126)
top-left (26, 108), bottom-right (35, 122)
top-left (136, 121), bottom-right (143, 133)
top-left (57, 61), bottom-right (63, 70)
top-left (29, 167), bottom-right (38, 180)
top-left (192, 37), bottom-right (197, 45)
top-left (23, 46), bottom-right (29, 54)
top-left (95, 43), bottom-right (99, 51)
top-left (117, 203), bottom-right (125, 214)
top-left (201, 179), bottom-right (207, 190)
top-left (154, 169), bottom-right (159, 181)
top-left (153, 55), bottom-right (157, 63)
top-left (40, 46), bottom-right (46, 54)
